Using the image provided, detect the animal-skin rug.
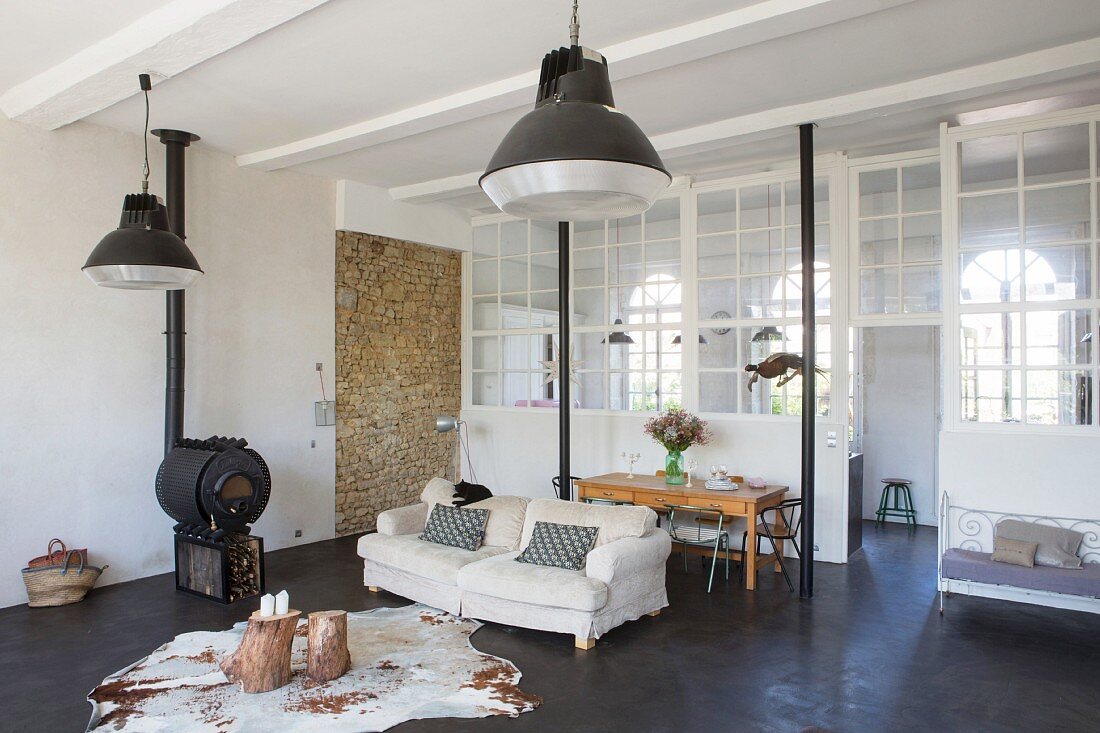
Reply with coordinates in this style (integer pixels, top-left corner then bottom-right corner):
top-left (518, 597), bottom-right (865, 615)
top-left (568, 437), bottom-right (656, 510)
top-left (87, 604), bottom-right (541, 732)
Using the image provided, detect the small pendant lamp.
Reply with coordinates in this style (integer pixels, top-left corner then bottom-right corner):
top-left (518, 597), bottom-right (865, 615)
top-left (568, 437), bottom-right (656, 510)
top-left (479, 1), bottom-right (670, 221)
top-left (82, 75), bottom-right (202, 289)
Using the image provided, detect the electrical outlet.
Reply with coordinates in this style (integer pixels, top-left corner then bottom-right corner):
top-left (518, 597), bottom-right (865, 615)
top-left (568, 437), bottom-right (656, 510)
top-left (294, 529), bottom-right (303, 538)
top-left (813, 544), bottom-right (820, 552)
top-left (315, 363), bottom-right (323, 371)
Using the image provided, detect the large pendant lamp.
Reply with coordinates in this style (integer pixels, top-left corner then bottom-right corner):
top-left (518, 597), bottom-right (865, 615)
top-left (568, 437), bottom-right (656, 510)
top-left (82, 75), bottom-right (202, 289)
top-left (479, 1), bottom-right (671, 220)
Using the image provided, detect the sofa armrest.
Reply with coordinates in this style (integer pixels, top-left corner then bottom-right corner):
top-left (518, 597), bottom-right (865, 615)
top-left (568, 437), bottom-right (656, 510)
top-left (586, 529), bottom-right (672, 585)
top-left (376, 503), bottom-right (429, 535)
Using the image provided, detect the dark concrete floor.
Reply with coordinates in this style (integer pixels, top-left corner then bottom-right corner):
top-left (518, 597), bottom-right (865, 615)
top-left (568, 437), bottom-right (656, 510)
top-left (2, 521), bottom-right (1098, 733)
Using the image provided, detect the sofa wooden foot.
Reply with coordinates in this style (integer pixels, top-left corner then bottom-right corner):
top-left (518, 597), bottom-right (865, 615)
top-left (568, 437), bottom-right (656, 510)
top-left (575, 636), bottom-right (596, 651)
top-left (367, 586), bottom-right (380, 593)
top-left (645, 609), bottom-right (661, 617)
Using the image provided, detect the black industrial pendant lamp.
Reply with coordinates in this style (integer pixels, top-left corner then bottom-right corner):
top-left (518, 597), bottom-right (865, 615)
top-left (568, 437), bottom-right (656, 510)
top-left (82, 75), bottom-right (202, 289)
top-left (479, 1), bottom-right (671, 220)
top-left (752, 326), bottom-right (783, 342)
top-left (671, 333), bottom-right (707, 345)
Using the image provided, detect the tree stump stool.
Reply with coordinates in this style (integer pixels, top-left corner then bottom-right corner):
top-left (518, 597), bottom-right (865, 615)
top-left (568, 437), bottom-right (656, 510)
top-left (221, 609), bottom-right (301, 693)
top-left (306, 610), bottom-right (352, 683)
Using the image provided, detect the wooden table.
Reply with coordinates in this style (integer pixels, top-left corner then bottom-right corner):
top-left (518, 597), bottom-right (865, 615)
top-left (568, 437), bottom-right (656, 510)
top-left (575, 473), bottom-right (790, 590)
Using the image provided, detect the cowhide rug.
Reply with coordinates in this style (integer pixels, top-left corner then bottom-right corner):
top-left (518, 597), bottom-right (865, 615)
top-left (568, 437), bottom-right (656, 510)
top-left (87, 604), bottom-right (540, 732)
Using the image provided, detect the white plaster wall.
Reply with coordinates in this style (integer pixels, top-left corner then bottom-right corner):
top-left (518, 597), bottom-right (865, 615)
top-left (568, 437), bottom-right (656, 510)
top-left (336, 180), bottom-right (471, 252)
top-left (459, 409), bottom-right (850, 564)
top-left (860, 326), bottom-right (940, 525)
top-left (0, 114), bottom-right (336, 608)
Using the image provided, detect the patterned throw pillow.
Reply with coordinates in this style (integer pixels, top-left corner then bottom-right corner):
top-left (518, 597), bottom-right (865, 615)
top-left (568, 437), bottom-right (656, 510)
top-left (418, 504), bottom-right (489, 551)
top-left (515, 521), bottom-right (599, 571)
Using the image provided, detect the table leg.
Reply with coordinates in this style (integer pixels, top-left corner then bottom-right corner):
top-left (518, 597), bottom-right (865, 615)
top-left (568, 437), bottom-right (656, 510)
top-left (745, 511), bottom-right (758, 590)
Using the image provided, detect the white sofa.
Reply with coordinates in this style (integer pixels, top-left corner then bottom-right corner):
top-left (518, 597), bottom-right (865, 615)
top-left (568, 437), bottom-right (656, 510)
top-left (357, 478), bottom-right (672, 649)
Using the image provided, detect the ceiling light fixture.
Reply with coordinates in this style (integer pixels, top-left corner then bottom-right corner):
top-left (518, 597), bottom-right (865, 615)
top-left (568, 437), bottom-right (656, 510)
top-left (752, 326), bottom-right (783, 342)
top-left (82, 75), bottom-right (202, 289)
top-left (479, 0), bottom-right (670, 221)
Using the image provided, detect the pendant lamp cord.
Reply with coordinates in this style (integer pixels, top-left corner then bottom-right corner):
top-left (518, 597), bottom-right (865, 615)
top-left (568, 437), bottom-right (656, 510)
top-left (569, 0), bottom-right (580, 46)
top-left (139, 74), bottom-right (152, 194)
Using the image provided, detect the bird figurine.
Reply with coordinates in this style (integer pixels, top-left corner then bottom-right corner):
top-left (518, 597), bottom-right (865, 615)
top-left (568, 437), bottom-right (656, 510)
top-left (745, 352), bottom-right (828, 391)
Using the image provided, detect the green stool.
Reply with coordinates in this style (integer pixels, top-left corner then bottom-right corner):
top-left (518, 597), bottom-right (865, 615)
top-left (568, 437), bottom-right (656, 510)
top-left (876, 478), bottom-right (916, 530)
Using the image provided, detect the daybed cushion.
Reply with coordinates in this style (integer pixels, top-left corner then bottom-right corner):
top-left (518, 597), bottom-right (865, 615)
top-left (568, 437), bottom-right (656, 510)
top-left (358, 533), bottom-right (508, 585)
top-left (457, 551), bottom-right (608, 612)
top-left (942, 548), bottom-right (1100, 598)
top-left (995, 519), bottom-right (1084, 569)
top-left (520, 498), bottom-right (657, 550)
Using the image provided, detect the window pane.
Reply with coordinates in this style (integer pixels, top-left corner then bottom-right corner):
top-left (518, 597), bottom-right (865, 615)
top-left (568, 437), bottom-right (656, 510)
top-left (645, 198), bottom-right (680, 239)
top-left (574, 220), bottom-right (605, 248)
top-left (784, 225), bottom-right (829, 270)
top-left (530, 253), bottom-right (558, 291)
top-left (501, 334), bottom-right (533, 369)
top-left (473, 295), bottom-right (501, 333)
top-left (1023, 124), bottom-right (1090, 185)
top-left (901, 163), bottom-right (940, 213)
top-left (960, 247), bottom-right (1021, 304)
top-left (577, 331), bottom-right (607, 370)
top-left (902, 214), bottom-right (941, 263)
top-left (1024, 244), bottom-right (1090, 301)
top-left (472, 372), bottom-right (499, 406)
top-left (961, 369), bottom-right (1021, 423)
top-left (577, 372), bottom-right (605, 409)
top-left (699, 278), bottom-right (737, 320)
top-left (530, 220), bottom-right (558, 253)
top-left (1025, 310), bottom-right (1092, 365)
top-left (960, 135), bottom-right (1017, 193)
top-left (608, 244), bottom-right (643, 284)
top-left (500, 220), bottom-right (527, 256)
top-left (646, 240), bottom-right (680, 281)
top-left (860, 219), bottom-right (898, 265)
top-left (859, 168), bottom-right (898, 216)
top-left (901, 265), bottom-right (941, 313)
top-left (700, 372), bottom-right (738, 412)
top-left (741, 230), bottom-right (784, 274)
top-left (697, 234), bottom-right (737, 277)
top-left (1025, 370), bottom-right (1092, 425)
top-left (960, 193), bottom-right (1018, 248)
top-left (784, 178), bottom-right (829, 224)
top-left (1024, 184), bottom-right (1091, 244)
top-left (472, 260), bottom-right (498, 295)
top-left (697, 190), bottom-right (737, 234)
top-left (784, 267), bottom-right (831, 318)
top-left (740, 326), bottom-right (784, 414)
top-left (740, 183), bottom-right (781, 229)
top-left (530, 291), bottom-right (559, 327)
top-left (500, 257), bottom-right (528, 293)
top-left (739, 275), bottom-right (782, 319)
top-left (699, 327), bottom-right (736, 369)
top-left (501, 293), bottom-right (528, 329)
top-left (860, 267), bottom-right (898, 315)
top-left (503, 372), bottom-right (533, 407)
top-left (573, 247), bottom-right (604, 287)
top-left (961, 313), bottom-right (1020, 366)
top-left (473, 224), bottom-right (497, 259)
top-left (660, 371), bottom-right (682, 410)
top-left (472, 336), bottom-right (499, 370)
top-left (609, 214), bottom-right (641, 244)
top-left (574, 287), bottom-right (604, 326)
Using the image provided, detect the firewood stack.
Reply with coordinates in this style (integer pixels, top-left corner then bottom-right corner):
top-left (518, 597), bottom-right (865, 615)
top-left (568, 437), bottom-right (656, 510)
top-left (227, 537), bottom-right (261, 603)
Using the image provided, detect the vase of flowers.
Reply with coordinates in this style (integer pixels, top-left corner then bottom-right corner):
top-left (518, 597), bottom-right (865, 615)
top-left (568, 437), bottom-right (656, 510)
top-left (643, 408), bottom-right (712, 485)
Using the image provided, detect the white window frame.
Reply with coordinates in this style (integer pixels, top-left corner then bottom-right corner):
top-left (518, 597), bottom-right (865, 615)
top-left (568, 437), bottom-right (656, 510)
top-left (943, 106), bottom-right (1100, 434)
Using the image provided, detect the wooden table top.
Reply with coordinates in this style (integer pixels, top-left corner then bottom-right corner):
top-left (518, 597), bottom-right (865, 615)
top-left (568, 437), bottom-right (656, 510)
top-left (576, 472), bottom-right (789, 504)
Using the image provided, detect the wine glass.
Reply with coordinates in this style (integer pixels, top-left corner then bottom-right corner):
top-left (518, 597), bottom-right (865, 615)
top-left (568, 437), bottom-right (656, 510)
top-left (685, 458), bottom-right (698, 488)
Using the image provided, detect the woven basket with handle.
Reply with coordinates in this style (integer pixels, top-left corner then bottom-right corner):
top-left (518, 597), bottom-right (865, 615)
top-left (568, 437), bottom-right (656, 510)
top-left (22, 550), bottom-right (107, 607)
top-left (27, 538), bottom-right (88, 569)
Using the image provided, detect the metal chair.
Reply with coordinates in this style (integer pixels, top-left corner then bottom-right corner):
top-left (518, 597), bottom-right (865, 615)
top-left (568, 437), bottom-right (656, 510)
top-left (665, 504), bottom-right (730, 592)
top-left (551, 475), bottom-right (583, 501)
top-left (739, 498), bottom-right (802, 592)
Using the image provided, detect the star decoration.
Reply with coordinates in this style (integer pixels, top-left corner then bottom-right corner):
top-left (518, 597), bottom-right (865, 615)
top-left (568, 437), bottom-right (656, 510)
top-left (540, 343), bottom-right (584, 386)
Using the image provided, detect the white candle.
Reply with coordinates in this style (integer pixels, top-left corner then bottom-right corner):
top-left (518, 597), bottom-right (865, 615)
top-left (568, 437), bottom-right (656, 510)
top-left (274, 589), bottom-right (289, 615)
top-left (259, 593), bottom-right (275, 617)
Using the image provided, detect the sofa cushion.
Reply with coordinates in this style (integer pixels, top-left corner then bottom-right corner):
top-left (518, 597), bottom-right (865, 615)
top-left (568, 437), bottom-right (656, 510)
top-left (463, 495), bottom-right (530, 550)
top-left (516, 521), bottom-right (599, 571)
top-left (420, 477), bottom-right (459, 508)
top-left (520, 498), bottom-right (657, 550)
top-left (991, 537), bottom-right (1037, 568)
top-left (995, 519), bottom-right (1083, 569)
top-left (358, 533), bottom-right (508, 585)
top-left (942, 548), bottom-right (1100, 597)
top-left (419, 504), bottom-right (489, 551)
top-left (457, 552), bottom-right (608, 612)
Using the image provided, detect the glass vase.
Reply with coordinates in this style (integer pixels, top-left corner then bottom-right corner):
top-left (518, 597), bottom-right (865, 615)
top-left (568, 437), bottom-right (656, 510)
top-left (664, 449), bottom-right (686, 485)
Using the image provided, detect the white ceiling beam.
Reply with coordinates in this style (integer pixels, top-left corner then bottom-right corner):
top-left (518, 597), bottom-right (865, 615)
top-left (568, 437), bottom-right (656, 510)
top-left (236, 0), bottom-right (916, 171)
top-left (391, 37), bottom-right (1100, 205)
top-left (0, 0), bottom-right (330, 130)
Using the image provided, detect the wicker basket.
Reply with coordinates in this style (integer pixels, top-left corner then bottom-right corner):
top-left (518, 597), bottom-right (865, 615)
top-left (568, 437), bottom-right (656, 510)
top-left (22, 550), bottom-right (107, 607)
top-left (28, 538), bottom-right (88, 569)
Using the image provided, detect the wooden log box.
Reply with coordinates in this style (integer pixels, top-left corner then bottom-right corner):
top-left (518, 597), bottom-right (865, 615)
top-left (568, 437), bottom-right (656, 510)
top-left (220, 609), bottom-right (301, 693)
top-left (306, 610), bottom-right (352, 683)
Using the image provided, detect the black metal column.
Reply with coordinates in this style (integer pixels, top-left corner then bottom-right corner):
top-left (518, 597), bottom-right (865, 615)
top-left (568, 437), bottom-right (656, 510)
top-left (155, 129), bottom-right (200, 457)
top-left (799, 123), bottom-right (816, 599)
top-left (558, 221), bottom-right (571, 501)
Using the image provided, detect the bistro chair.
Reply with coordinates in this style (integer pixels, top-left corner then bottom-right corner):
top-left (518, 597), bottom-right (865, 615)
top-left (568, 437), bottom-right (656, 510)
top-left (551, 475), bottom-right (583, 501)
top-left (740, 497), bottom-right (803, 592)
top-left (665, 504), bottom-right (730, 592)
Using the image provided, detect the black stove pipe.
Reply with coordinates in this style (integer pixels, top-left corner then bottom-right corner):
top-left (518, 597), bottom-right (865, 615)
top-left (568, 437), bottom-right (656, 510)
top-left (154, 129), bottom-right (200, 457)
